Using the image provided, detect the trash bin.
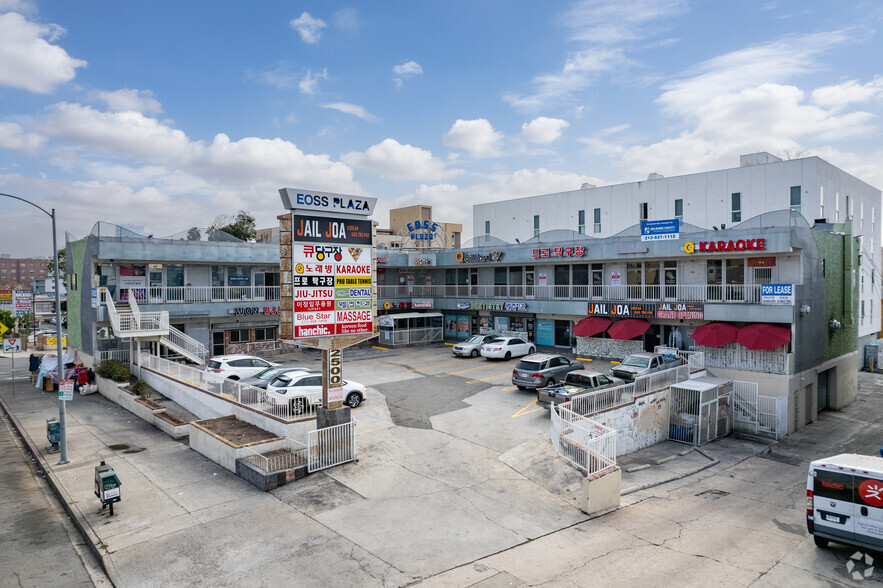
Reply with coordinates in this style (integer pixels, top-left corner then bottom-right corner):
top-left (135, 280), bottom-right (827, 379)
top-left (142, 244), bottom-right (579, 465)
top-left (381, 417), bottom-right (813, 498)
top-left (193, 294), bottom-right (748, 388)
top-left (866, 343), bottom-right (880, 372)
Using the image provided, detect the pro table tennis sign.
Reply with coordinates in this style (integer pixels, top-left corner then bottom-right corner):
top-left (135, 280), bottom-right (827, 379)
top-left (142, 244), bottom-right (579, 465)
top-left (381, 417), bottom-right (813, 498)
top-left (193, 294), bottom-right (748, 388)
top-left (3, 338), bottom-right (21, 353)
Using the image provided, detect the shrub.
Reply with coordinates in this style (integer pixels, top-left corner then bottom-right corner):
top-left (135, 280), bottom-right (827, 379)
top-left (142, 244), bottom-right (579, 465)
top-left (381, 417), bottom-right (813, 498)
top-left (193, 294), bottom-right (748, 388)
top-left (131, 379), bottom-right (150, 398)
top-left (96, 359), bottom-right (130, 382)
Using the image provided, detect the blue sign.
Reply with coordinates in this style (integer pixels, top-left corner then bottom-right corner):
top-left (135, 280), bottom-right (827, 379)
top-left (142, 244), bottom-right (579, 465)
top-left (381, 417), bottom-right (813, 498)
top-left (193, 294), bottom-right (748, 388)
top-left (536, 320), bottom-right (554, 346)
top-left (761, 283), bottom-right (794, 305)
top-left (641, 219), bottom-right (680, 241)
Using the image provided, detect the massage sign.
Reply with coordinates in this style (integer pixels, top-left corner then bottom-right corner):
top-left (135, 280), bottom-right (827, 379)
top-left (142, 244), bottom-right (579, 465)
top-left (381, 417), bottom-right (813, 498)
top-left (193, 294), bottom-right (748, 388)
top-left (290, 214), bottom-right (374, 338)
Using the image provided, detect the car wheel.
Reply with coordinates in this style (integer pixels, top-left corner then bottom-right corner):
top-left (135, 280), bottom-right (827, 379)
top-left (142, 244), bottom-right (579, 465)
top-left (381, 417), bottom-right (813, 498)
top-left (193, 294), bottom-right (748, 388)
top-left (470, 349), bottom-right (479, 358)
top-left (545, 378), bottom-right (554, 388)
top-left (813, 535), bottom-right (828, 548)
top-left (289, 398), bottom-right (307, 415)
top-left (528, 346), bottom-right (536, 354)
top-left (346, 392), bottom-right (362, 408)
top-left (504, 351), bottom-right (511, 360)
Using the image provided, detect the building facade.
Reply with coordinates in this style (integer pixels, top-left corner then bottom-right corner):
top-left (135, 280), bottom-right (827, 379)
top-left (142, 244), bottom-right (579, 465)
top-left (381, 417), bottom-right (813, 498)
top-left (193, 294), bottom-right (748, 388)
top-left (0, 253), bottom-right (49, 288)
top-left (66, 223), bottom-right (281, 362)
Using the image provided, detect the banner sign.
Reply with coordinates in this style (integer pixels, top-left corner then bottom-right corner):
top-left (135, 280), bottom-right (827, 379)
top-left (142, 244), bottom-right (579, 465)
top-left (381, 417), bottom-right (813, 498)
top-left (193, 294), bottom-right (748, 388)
top-left (588, 301), bottom-right (704, 320)
top-left (280, 188), bottom-right (377, 217)
top-left (641, 219), bottom-right (679, 241)
top-left (291, 214), bottom-right (373, 245)
top-left (761, 283), bottom-right (794, 305)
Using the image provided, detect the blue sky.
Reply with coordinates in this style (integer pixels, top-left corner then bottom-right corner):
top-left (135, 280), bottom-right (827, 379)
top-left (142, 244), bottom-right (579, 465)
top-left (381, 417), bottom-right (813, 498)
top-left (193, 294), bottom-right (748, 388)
top-left (1, 0), bottom-right (883, 258)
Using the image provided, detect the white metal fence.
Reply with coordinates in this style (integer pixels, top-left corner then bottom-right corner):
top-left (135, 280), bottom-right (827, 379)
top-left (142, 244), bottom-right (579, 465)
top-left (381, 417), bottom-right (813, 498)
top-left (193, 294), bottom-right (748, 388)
top-left (242, 438), bottom-right (308, 473)
top-left (568, 382), bottom-right (636, 417)
top-left (702, 343), bottom-right (792, 375)
top-left (378, 326), bottom-right (443, 346)
top-left (116, 285), bottom-right (282, 304)
top-left (633, 364), bottom-right (690, 396)
top-left (655, 346), bottom-right (706, 372)
top-left (162, 324), bottom-right (209, 361)
top-left (732, 380), bottom-right (759, 434)
top-left (307, 421), bottom-right (356, 472)
top-left (730, 380), bottom-right (787, 440)
top-left (550, 402), bottom-right (617, 475)
top-left (97, 349), bottom-right (131, 363)
top-left (139, 353), bottom-right (318, 422)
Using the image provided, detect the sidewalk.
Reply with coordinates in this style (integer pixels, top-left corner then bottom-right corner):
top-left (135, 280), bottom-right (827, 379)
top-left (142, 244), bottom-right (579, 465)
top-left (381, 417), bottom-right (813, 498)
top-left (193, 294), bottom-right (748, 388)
top-left (4, 348), bottom-right (865, 587)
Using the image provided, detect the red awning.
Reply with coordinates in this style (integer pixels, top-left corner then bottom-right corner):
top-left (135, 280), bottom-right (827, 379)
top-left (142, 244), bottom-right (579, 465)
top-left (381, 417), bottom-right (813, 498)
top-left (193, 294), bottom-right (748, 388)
top-left (573, 316), bottom-right (612, 337)
top-left (736, 323), bottom-right (791, 350)
top-left (691, 322), bottom-right (738, 347)
top-left (607, 318), bottom-right (651, 341)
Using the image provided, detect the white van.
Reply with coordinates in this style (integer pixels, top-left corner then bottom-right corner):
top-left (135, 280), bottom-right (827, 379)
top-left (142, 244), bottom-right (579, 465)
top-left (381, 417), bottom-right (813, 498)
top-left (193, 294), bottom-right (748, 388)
top-left (807, 454), bottom-right (883, 550)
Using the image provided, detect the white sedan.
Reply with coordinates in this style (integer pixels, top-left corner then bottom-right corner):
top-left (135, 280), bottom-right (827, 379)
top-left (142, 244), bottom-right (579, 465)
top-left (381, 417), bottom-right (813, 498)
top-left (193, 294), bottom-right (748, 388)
top-left (480, 337), bottom-right (536, 360)
top-left (267, 371), bottom-right (367, 413)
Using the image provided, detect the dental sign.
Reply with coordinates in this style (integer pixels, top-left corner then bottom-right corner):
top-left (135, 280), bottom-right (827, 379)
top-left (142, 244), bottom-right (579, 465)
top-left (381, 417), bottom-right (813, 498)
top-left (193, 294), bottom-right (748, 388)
top-left (683, 238), bottom-right (766, 254)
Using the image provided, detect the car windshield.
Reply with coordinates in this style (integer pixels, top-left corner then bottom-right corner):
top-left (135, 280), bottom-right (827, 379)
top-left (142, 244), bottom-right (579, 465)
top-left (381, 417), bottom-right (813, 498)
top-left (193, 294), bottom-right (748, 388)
top-left (465, 335), bottom-right (485, 344)
top-left (255, 367), bottom-right (283, 381)
top-left (621, 356), bottom-right (651, 368)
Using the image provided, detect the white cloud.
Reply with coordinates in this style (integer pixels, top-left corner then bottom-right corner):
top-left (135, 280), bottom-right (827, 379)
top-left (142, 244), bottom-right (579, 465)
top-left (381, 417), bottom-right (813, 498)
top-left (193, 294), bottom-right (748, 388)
top-left (658, 29), bottom-right (853, 118)
top-left (0, 0), bottom-right (36, 14)
top-left (0, 121), bottom-right (45, 155)
top-left (0, 12), bottom-right (86, 94)
top-left (95, 88), bottom-right (162, 114)
top-left (320, 102), bottom-right (379, 121)
top-left (290, 12), bottom-right (327, 44)
top-left (248, 62), bottom-right (299, 90)
top-left (812, 78), bottom-right (883, 111)
top-left (35, 101), bottom-right (362, 192)
top-left (299, 68), bottom-right (328, 95)
top-left (521, 117), bottom-right (569, 144)
top-left (333, 8), bottom-right (360, 33)
top-left (341, 138), bottom-right (461, 180)
top-left (443, 119), bottom-right (504, 158)
top-left (393, 61), bottom-right (423, 88)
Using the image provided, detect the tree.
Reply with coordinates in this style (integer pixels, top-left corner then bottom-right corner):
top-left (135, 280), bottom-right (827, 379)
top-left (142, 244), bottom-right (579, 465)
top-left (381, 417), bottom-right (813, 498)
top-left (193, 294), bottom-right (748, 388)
top-left (210, 210), bottom-right (256, 242)
top-left (46, 247), bottom-right (66, 275)
top-left (186, 227), bottom-right (202, 241)
top-left (15, 311), bottom-right (34, 338)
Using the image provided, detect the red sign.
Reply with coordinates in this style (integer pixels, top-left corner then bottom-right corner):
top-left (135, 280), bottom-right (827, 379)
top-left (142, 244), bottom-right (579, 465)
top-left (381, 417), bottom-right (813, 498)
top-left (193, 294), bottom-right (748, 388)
top-left (859, 479), bottom-right (883, 508)
top-left (685, 239), bottom-right (766, 253)
top-left (748, 256), bottom-right (776, 267)
top-left (337, 321), bottom-right (373, 334)
top-left (531, 246), bottom-right (585, 259)
top-left (295, 324), bottom-right (334, 337)
top-left (294, 300), bottom-right (335, 312)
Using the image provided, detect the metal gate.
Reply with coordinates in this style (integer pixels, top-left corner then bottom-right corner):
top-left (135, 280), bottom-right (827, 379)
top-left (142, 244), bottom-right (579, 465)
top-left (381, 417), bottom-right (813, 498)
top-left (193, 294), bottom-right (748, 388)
top-left (307, 421), bottom-right (356, 473)
top-left (733, 380), bottom-right (758, 434)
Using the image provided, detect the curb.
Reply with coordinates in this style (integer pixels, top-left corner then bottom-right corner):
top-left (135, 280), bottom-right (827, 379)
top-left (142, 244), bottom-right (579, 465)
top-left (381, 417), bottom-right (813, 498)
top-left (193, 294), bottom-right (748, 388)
top-left (0, 392), bottom-right (120, 587)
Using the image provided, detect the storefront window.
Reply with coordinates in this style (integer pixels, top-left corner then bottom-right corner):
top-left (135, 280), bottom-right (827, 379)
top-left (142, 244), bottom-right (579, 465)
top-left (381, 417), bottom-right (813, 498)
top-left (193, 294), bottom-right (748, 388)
top-left (509, 266), bottom-right (523, 297)
top-left (229, 329), bottom-right (250, 343)
top-left (554, 265), bottom-right (570, 298)
top-left (572, 264), bottom-right (588, 298)
top-left (726, 259), bottom-right (745, 301)
top-left (255, 327), bottom-right (276, 341)
top-left (211, 265), bottom-right (225, 300)
top-left (645, 263), bottom-right (660, 300)
top-left (707, 260), bottom-right (722, 300)
top-left (494, 267), bottom-right (507, 296)
top-left (166, 264), bottom-right (184, 302)
top-left (228, 266), bottom-right (251, 299)
top-left (627, 262), bottom-right (642, 299)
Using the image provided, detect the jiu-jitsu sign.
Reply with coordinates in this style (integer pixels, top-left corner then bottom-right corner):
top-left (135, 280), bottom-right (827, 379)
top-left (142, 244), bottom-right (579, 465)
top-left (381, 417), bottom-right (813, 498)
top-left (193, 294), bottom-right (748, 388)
top-left (290, 215), bottom-right (374, 338)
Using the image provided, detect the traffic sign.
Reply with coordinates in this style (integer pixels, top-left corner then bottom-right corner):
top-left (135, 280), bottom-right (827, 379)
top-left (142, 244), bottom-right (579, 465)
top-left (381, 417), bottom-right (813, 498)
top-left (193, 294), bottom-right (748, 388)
top-left (59, 379), bottom-right (75, 401)
top-left (3, 337), bottom-right (21, 353)
top-left (0, 322), bottom-right (8, 336)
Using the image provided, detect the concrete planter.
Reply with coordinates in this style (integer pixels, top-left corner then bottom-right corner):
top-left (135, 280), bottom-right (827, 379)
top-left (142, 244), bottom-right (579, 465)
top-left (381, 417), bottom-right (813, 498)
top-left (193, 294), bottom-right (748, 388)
top-left (95, 375), bottom-right (189, 438)
top-left (189, 420), bottom-right (285, 472)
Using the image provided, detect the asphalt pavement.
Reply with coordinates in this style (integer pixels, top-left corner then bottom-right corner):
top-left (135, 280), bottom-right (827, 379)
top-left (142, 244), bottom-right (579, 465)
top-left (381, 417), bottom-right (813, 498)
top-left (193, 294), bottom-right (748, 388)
top-left (3, 345), bottom-right (883, 586)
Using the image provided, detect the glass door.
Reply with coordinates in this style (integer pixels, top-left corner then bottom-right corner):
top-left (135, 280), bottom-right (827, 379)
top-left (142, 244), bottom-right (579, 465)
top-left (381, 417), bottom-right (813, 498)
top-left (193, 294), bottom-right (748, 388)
top-left (149, 270), bottom-right (163, 303)
top-left (525, 267), bottom-right (535, 298)
top-left (212, 331), bottom-right (225, 357)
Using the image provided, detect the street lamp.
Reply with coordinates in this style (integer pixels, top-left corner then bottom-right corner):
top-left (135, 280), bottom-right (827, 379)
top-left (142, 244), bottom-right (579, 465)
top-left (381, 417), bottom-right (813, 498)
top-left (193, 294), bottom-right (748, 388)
top-left (1, 192), bottom-right (69, 465)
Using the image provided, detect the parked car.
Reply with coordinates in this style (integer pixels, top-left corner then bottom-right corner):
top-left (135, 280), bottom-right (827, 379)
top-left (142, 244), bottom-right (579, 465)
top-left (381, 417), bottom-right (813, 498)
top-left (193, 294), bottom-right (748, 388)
top-left (536, 370), bottom-right (625, 410)
top-left (511, 353), bottom-right (584, 390)
top-left (452, 334), bottom-right (498, 358)
top-left (205, 355), bottom-right (278, 380)
top-left (610, 352), bottom-right (682, 381)
top-left (267, 371), bottom-right (367, 412)
top-left (239, 366), bottom-right (316, 389)
top-left (480, 337), bottom-right (535, 360)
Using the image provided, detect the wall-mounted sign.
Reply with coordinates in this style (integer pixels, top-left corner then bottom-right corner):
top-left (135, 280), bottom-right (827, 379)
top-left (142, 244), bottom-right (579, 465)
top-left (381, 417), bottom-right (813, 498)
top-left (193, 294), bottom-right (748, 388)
top-left (531, 246), bottom-right (586, 258)
top-left (410, 255), bottom-right (435, 266)
top-left (406, 220), bottom-right (440, 241)
top-left (230, 306), bottom-right (281, 316)
top-left (683, 238), bottom-right (766, 254)
top-left (279, 188), bottom-right (377, 216)
top-left (761, 283), bottom-right (793, 305)
top-left (377, 256), bottom-right (389, 264)
top-left (588, 301), bottom-right (704, 320)
top-left (460, 301), bottom-right (527, 311)
top-left (748, 256), bottom-right (776, 267)
top-left (641, 219), bottom-right (680, 241)
top-left (291, 214), bottom-right (373, 245)
top-left (412, 299), bottom-right (433, 309)
top-left (455, 251), bottom-right (504, 263)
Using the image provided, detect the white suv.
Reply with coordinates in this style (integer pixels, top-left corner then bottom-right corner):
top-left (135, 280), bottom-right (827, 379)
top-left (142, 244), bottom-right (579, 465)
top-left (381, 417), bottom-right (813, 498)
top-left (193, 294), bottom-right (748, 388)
top-left (267, 371), bottom-right (367, 412)
top-left (205, 355), bottom-right (278, 380)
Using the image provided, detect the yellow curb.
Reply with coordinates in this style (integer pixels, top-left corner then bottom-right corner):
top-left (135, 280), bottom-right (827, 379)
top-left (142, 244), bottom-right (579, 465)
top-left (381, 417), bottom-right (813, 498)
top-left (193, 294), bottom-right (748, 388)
top-left (372, 346), bottom-right (388, 351)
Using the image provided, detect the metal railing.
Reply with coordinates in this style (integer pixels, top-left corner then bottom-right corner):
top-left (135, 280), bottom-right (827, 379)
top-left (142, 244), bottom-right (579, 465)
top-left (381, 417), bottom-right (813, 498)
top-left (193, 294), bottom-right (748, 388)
top-left (702, 343), bottom-right (792, 375)
top-left (242, 438), bottom-right (308, 473)
top-left (104, 290), bottom-right (169, 335)
top-left (130, 285), bottom-right (281, 304)
top-left (307, 421), bottom-right (356, 473)
top-left (550, 402), bottom-right (617, 475)
top-left (162, 324), bottom-right (209, 362)
top-left (379, 283), bottom-right (768, 304)
top-left (655, 346), bottom-right (705, 372)
top-left (633, 364), bottom-right (690, 396)
top-left (139, 353), bottom-right (317, 422)
top-left (97, 349), bottom-right (131, 363)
